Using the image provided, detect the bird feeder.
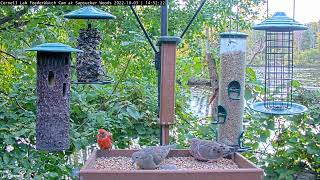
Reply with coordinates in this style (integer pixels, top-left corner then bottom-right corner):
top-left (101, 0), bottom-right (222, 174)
top-left (250, 12), bottom-right (308, 115)
top-left (64, 6), bottom-right (116, 84)
top-left (157, 36), bottom-right (181, 145)
top-left (26, 43), bottom-right (82, 151)
top-left (217, 32), bottom-right (247, 146)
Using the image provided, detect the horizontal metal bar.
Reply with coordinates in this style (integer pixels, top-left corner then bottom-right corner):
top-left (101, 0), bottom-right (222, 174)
top-left (180, 0), bottom-right (207, 39)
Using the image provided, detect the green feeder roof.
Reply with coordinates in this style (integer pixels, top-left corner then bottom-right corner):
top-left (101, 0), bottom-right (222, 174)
top-left (220, 31), bottom-right (248, 38)
top-left (64, 6), bottom-right (116, 19)
top-left (253, 12), bottom-right (308, 32)
top-left (25, 43), bottom-right (82, 53)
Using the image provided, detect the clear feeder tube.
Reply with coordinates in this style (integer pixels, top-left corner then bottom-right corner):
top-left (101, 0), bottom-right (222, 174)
top-left (217, 32), bottom-right (247, 146)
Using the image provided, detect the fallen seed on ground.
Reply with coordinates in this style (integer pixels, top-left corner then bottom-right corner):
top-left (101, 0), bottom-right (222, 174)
top-left (94, 156), bottom-right (239, 170)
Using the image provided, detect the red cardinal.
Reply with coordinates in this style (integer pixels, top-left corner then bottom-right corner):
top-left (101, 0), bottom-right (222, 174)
top-left (97, 129), bottom-right (113, 150)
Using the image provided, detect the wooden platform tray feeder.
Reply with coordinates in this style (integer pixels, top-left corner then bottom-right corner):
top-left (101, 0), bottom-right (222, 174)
top-left (26, 43), bottom-right (82, 151)
top-left (64, 6), bottom-right (116, 84)
top-left (79, 149), bottom-right (263, 180)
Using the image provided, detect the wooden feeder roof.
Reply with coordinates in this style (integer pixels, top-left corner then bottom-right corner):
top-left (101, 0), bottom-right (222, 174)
top-left (25, 43), bottom-right (82, 53)
top-left (253, 12), bottom-right (308, 32)
top-left (64, 6), bottom-right (116, 20)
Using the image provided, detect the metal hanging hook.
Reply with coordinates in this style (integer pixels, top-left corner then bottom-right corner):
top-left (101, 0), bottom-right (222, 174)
top-left (266, 0), bottom-right (269, 18)
top-left (293, 0), bottom-right (296, 21)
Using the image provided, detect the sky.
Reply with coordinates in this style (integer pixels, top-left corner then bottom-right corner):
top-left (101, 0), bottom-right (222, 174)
top-left (267, 0), bottom-right (320, 23)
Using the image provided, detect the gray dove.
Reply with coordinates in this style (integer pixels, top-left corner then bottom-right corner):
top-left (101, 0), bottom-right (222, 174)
top-left (189, 138), bottom-right (234, 162)
top-left (131, 144), bottom-right (176, 170)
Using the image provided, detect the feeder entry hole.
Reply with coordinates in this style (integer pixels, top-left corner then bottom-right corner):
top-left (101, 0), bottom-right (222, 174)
top-left (63, 83), bottom-right (67, 97)
top-left (213, 105), bottom-right (227, 124)
top-left (228, 81), bottom-right (241, 100)
top-left (48, 71), bottom-right (55, 87)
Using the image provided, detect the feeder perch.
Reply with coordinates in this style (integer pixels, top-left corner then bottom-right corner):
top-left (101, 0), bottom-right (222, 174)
top-left (236, 131), bottom-right (252, 152)
top-left (217, 32), bottom-right (247, 146)
top-left (212, 105), bottom-right (227, 124)
top-left (64, 6), bottom-right (116, 84)
top-left (26, 43), bottom-right (82, 151)
top-left (250, 12), bottom-right (308, 115)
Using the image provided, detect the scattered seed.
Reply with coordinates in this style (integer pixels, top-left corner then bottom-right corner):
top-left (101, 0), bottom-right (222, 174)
top-left (94, 156), bottom-right (238, 170)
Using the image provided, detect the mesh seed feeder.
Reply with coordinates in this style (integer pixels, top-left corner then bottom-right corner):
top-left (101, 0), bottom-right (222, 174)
top-left (64, 6), bottom-right (116, 84)
top-left (250, 12), bottom-right (308, 115)
top-left (26, 43), bottom-right (82, 151)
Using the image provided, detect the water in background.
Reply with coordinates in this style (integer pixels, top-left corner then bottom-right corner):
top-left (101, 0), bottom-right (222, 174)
top-left (189, 67), bottom-right (320, 117)
top-left (254, 66), bottom-right (320, 90)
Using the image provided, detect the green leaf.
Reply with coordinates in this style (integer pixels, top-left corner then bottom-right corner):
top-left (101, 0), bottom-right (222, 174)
top-left (307, 145), bottom-right (319, 155)
top-left (3, 153), bottom-right (10, 165)
top-left (126, 106), bottom-right (140, 120)
top-left (292, 80), bottom-right (301, 88)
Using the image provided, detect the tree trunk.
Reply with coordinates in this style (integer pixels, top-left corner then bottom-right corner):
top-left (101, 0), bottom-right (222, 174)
top-left (205, 28), bottom-right (219, 117)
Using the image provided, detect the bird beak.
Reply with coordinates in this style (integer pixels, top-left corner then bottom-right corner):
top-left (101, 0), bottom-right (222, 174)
top-left (131, 160), bottom-right (135, 166)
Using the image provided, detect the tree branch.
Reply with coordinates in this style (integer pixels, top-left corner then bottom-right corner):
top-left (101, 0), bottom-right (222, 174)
top-left (0, 50), bottom-right (31, 65)
top-left (0, 89), bottom-right (28, 111)
top-left (248, 38), bottom-right (265, 66)
top-left (0, 8), bottom-right (28, 26)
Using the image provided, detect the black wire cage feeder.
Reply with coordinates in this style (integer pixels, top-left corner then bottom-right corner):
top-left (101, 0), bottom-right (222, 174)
top-left (250, 12), bottom-right (308, 115)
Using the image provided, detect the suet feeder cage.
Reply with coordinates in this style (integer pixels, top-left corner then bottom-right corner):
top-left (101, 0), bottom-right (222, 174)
top-left (216, 32), bottom-right (247, 146)
top-left (26, 43), bottom-right (82, 151)
top-left (64, 6), bottom-right (116, 84)
top-left (250, 12), bottom-right (308, 115)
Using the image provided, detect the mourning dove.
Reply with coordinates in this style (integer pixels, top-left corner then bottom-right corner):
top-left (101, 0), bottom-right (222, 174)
top-left (131, 144), bottom-right (176, 169)
top-left (189, 138), bottom-right (234, 162)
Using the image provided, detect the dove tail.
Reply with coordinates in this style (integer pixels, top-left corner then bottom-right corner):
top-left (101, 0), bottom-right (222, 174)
top-left (166, 144), bottom-right (177, 149)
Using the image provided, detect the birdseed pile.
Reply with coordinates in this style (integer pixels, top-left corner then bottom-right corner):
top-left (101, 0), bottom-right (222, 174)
top-left (94, 156), bottom-right (238, 170)
top-left (76, 28), bottom-right (106, 82)
top-left (218, 51), bottom-right (245, 146)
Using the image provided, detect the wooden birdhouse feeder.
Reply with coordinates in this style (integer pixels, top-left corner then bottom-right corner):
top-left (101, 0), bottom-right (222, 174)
top-left (26, 43), bottom-right (82, 151)
top-left (216, 32), bottom-right (247, 147)
top-left (64, 6), bottom-right (116, 84)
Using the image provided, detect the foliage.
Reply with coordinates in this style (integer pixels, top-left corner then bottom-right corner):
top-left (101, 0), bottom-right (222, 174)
top-left (7, 1), bottom-right (317, 179)
top-left (243, 67), bottom-right (320, 179)
top-left (247, 21), bottom-right (320, 67)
